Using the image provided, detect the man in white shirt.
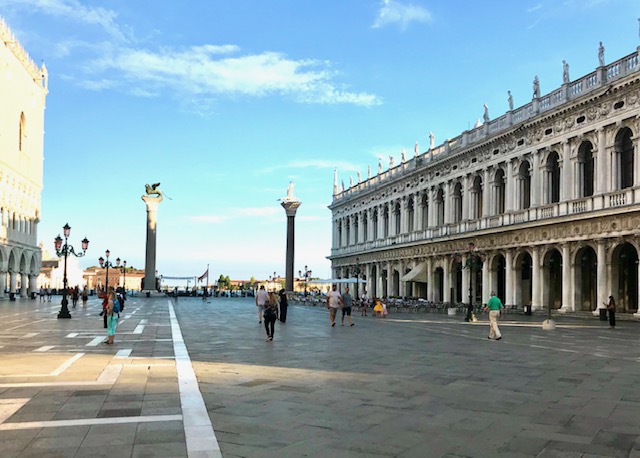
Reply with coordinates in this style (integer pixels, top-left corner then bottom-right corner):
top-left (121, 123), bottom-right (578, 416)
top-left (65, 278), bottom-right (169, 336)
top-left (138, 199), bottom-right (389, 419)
top-left (256, 285), bottom-right (269, 324)
top-left (326, 284), bottom-right (343, 327)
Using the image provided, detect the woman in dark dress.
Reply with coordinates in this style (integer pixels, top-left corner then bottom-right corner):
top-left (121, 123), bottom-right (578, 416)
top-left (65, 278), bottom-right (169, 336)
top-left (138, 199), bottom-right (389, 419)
top-left (605, 295), bottom-right (616, 329)
top-left (278, 289), bottom-right (288, 323)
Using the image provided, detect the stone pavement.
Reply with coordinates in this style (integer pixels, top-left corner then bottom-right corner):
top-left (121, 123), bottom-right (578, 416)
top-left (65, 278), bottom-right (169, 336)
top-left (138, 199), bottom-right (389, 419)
top-left (1, 296), bottom-right (640, 457)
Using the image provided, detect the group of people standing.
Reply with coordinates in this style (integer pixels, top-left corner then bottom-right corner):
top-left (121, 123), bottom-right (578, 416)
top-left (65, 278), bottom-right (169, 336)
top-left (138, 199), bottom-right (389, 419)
top-left (255, 286), bottom-right (288, 342)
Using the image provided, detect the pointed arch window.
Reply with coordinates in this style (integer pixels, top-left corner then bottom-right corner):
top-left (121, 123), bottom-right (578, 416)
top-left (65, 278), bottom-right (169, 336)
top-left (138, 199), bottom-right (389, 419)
top-left (19, 112), bottom-right (26, 152)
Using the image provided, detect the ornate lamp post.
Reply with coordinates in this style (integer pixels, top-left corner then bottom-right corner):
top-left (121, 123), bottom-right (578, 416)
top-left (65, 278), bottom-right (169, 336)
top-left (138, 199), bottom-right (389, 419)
top-left (98, 250), bottom-right (120, 293)
top-left (115, 258), bottom-right (127, 294)
top-left (298, 265), bottom-right (312, 296)
top-left (461, 242), bottom-right (485, 322)
top-left (53, 223), bottom-right (89, 319)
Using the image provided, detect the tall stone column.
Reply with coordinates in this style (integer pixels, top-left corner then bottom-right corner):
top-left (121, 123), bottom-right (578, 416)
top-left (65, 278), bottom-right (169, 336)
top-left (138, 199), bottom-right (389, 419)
top-left (20, 272), bottom-right (28, 297)
top-left (280, 182), bottom-right (301, 292)
top-left (142, 194), bottom-right (163, 292)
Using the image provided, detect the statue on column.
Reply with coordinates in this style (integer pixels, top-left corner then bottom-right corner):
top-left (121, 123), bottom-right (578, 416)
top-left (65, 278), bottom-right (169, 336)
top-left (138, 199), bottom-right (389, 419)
top-left (145, 182), bottom-right (171, 199)
top-left (279, 180), bottom-right (300, 203)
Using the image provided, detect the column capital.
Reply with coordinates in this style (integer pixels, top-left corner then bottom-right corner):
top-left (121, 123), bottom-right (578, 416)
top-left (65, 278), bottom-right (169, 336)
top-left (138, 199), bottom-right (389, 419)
top-left (281, 200), bottom-right (301, 217)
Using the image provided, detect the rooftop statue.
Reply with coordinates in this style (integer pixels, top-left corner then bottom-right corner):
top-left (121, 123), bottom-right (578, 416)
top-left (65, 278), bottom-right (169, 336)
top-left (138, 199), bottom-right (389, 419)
top-left (367, 165), bottom-right (371, 179)
top-left (508, 91), bottom-right (513, 111)
top-left (415, 141), bottom-right (420, 157)
top-left (378, 158), bottom-right (382, 174)
top-left (483, 104), bottom-right (490, 123)
top-left (598, 41), bottom-right (605, 67)
top-left (429, 131), bottom-right (435, 149)
top-left (401, 149), bottom-right (406, 162)
top-left (357, 171), bottom-right (361, 183)
top-left (533, 75), bottom-right (540, 98)
top-left (562, 60), bottom-right (570, 83)
top-left (389, 156), bottom-right (395, 168)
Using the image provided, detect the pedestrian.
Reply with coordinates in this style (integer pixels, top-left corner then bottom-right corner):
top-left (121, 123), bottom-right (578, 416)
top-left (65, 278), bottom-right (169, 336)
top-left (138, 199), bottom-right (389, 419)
top-left (326, 284), bottom-right (342, 327)
top-left (100, 288), bottom-right (111, 328)
top-left (264, 290), bottom-right (278, 342)
top-left (81, 286), bottom-right (88, 308)
top-left (483, 291), bottom-right (504, 340)
top-left (278, 289), bottom-right (288, 323)
top-left (39, 287), bottom-right (45, 302)
top-left (104, 289), bottom-right (119, 345)
top-left (116, 287), bottom-right (126, 312)
top-left (46, 287), bottom-right (52, 301)
top-left (360, 290), bottom-right (369, 316)
top-left (255, 285), bottom-right (268, 324)
top-left (373, 297), bottom-right (383, 317)
top-left (341, 286), bottom-right (355, 326)
top-left (173, 287), bottom-right (179, 301)
top-left (604, 295), bottom-right (616, 329)
top-left (71, 286), bottom-right (79, 308)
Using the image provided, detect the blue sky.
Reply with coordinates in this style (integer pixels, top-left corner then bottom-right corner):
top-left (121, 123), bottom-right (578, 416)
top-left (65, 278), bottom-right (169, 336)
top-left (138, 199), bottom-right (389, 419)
top-left (1, 0), bottom-right (639, 282)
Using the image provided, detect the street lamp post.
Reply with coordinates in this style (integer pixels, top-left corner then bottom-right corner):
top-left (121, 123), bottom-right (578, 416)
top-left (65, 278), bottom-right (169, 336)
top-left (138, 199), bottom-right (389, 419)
top-left (298, 265), bottom-right (312, 296)
top-left (98, 250), bottom-right (121, 293)
top-left (53, 223), bottom-right (89, 319)
top-left (120, 259), bottom-right (127, 293)
top-left (354, 258), bottom-right (361, 300)
top-left (463, 242), bottom-right (485, 322)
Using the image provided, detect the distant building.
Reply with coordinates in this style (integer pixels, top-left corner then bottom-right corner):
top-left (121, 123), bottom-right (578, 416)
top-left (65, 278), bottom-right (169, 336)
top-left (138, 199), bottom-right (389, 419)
top-left (330, 43), bottom-right (640, 316)
top-left (0, 17), bottom-right (48, 297)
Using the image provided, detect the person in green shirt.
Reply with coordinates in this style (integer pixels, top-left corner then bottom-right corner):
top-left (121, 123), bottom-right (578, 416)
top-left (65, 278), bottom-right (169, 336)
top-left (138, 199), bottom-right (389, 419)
top-left (483, 291), bottom-right (503, 340)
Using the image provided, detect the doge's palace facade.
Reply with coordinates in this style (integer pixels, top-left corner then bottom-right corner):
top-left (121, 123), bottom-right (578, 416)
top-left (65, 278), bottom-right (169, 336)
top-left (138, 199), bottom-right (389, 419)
top-left (330, 43), bottom-right (640, 316)
top-left (0, 18), bottom-right (47, 298)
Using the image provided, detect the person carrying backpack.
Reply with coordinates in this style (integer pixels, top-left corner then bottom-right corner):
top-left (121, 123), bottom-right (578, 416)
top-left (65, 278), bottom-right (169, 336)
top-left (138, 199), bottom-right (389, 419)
top-left (104, 289), bottom-right (120, 345)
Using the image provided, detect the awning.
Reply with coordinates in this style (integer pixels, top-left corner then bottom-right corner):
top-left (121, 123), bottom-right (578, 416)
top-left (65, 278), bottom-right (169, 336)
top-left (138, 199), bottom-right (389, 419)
top-left (308, 278), bottom-right (361, 284)
top-left (401, 262), bottom-right (428, 283)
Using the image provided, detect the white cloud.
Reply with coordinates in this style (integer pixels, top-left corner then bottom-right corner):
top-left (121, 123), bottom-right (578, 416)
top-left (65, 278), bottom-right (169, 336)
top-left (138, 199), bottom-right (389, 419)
top-left (372, 0), bottom-right (433, 30)
top-left (77, 45), bottom-right (381, 107)
top-left (0, 0), bottom-right (126, 41)
top-left (260, 159), bottom-right (363, 175)
top-left (527, 4), bottom-right (543, 13)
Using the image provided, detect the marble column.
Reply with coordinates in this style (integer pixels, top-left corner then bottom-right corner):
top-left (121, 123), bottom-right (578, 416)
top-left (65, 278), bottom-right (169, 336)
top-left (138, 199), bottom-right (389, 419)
top-left (28, 274), bottom-right (37, 297)
top-left (532, 247), bottom-right (542, 311)
top-left (20, 272), bottom-right (28, 297)
top-left (281, 199), bottom-right (301, 292)
top-left (597, 241), bottom-right (609, 317)
top-left (142, 194), bottom-right (163, 292)
top-left (560, 243), bottom-right (572, 312)
top-left (0, 272), bottom-right (6, 299)
top-left (9, 271), bottom-right (17, 296)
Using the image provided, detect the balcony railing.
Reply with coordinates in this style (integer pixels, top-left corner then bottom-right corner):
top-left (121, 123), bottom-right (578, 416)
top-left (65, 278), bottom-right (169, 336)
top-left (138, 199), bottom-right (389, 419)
top-left (330, 188), bottom-right (639, 257)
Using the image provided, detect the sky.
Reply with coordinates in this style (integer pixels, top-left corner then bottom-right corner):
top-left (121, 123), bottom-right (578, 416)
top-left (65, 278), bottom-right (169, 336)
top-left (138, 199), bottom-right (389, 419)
top-left (1, 0), bottom-right (639, 284)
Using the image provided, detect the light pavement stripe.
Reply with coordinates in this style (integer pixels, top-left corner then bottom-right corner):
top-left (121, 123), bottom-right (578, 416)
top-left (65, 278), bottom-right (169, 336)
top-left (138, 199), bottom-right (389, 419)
top-left (86, 336), bottom-right (104, 346)
top-left (33, 346), bottom-right (55, 352)
top-left (133, 325), bottom-right (145, 334)
top-left (20, 332), bottom-right (38, 338)
top-left (0, 398), bottom-right (30, 424)
top-left (51, 353), bottom-right (85, 376)
top-left (115, 349), bottom-right (132, 358)
top-left (0, 414), bottom-right (183, 430)
top-left (96, 364), bottom-right (122, 384)
top-left (140, 319), bottom-right (148, 324)
top-left (66, 333), bottom-right (79, 338)
top-left (168, 301), bottom-right (222, 457)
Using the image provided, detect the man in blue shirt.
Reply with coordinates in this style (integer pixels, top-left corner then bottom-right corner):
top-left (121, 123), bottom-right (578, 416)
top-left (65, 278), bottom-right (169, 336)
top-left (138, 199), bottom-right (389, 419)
top-left (341, 287), bottom-right (355, 327)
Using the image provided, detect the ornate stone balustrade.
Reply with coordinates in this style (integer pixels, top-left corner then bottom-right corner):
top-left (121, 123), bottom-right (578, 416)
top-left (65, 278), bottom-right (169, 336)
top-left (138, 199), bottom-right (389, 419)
top-left (333, 49), bottom-right (640, 204)
top-left (330, 188), bottom-right (640, 257)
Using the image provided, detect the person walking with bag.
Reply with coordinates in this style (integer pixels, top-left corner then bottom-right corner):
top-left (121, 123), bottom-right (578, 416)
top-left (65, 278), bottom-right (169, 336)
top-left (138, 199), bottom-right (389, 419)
top-left (604, 295), bottom-right (616, 329)
top-left (264, 291), bottom-right (279, 342)
top-left (104, 289), bottom-right (120, 345)
top-left (483, 291), bottom-right (503, 340)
